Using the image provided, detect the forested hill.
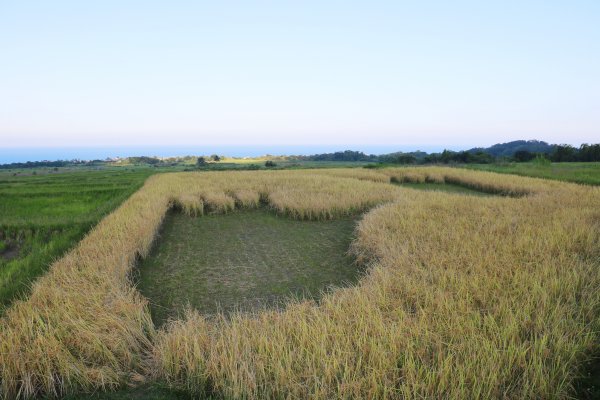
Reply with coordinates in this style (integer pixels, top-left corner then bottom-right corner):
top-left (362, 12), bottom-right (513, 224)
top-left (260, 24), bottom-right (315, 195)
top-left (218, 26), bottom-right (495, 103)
top-left (297, 140), bottom-right (599, 164)
top-left (467, 140), bottom-right (555, 157)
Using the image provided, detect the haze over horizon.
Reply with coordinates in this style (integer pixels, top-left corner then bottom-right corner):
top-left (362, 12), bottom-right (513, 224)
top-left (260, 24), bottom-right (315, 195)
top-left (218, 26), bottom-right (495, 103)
top-left (1, 1), bottom-right (599, 149)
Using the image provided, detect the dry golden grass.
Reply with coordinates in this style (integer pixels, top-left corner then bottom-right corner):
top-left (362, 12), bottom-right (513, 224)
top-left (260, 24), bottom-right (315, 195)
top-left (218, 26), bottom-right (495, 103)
top-left (310, 167), bottom-right (391, 183)
top-left (381, 166), bottom-right (536, 196)
top-left (1, 167), bottom-right (599, 399)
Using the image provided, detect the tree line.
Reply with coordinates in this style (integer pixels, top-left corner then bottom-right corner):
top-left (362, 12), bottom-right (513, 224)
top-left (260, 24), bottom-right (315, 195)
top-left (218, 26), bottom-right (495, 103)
top-left (299, 143), bottom-right (600, 165)
top-left (0, 159), bottom-right (104, 169)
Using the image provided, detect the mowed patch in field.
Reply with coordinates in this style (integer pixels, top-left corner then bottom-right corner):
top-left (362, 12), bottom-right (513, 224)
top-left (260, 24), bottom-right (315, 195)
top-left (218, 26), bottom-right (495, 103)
top-left (137, 209), bottom-right (358, 325)
top-left (396, 181), bottom-right (495, 196)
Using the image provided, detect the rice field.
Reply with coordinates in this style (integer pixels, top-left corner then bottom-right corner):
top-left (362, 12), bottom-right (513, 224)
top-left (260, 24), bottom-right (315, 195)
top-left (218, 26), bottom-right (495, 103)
top-left (0, 167), bottom-right (599, 399)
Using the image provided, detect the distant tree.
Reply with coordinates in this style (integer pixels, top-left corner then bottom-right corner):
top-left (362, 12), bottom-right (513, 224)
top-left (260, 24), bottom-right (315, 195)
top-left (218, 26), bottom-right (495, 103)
top-left (0, 160), bottom-right (70, 169)
top-left (128, 156), bottom-right (160, 165)
top-left (550, 145), bottom-right (577, 162)
top-left (468, 140), bottom-right (555, 158)
top-left (424, 150), bottom-right (493, 164)
top-left (265, 160), bottom-right (276, 168)
top-left (439, 150), bottom-right (455, 163)
top-left (513, 150), bottom-right (535, 162)
top-left (469, 151), bottom-right (494, 164)
top-left (304, 150), bottom-right (378, 162)
top-left (395, 154), bottom-right (417, 164)
top-left (423, 153), bottom-right (441, 164)
top-left (210, 154), bottom-right (221, 162)
top-left (579, 144), bottom-right (600, 162)
top-left (196, 156), bottom-right (206, 167)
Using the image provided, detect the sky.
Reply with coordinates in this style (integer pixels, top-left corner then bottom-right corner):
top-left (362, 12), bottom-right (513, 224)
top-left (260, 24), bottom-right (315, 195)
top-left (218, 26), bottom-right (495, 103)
top-left (0, 0), bottom-right (599, 152)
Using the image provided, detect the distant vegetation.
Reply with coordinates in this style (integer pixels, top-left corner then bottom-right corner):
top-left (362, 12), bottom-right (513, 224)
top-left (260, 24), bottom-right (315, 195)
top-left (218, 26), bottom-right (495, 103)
top-left (298, 140), bottom-right (600, 165)
top-left (3, 140), bottom-right (600, 171)
top-left (467, 139), bottom-right (555, 157)
top-left (290, 149), bottom-right (379, 162)
top-left (402, 141), bottom-right (600, 164)
top-left (0, 159), bottom-right (105, 169)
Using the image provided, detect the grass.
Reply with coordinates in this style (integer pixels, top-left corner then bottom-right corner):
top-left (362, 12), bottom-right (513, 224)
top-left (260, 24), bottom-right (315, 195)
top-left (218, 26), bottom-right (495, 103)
top-left (0, 168), bottom-right (156, 311)
top-left (1, 167), bottom-right (600, 399)
top-left (137, 209), bottom-right (358, 325)
top-left (463, 161), bottom-right (600, 185)
top-left (395, 181), bottom-right (494, 196)
top-left (60, 382), bottom-right (190, 400)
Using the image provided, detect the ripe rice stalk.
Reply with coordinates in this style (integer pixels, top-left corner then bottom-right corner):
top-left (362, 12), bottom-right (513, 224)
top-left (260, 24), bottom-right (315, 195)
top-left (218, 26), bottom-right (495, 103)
top-left (173, 194), bottom-right (204, 217)
top-left (230, 189), bottom-right (261, 208)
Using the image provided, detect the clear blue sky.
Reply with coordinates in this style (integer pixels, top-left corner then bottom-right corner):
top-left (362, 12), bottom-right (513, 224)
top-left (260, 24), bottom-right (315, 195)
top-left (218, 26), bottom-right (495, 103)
top-left (1, 1), bottom-right (598, 149)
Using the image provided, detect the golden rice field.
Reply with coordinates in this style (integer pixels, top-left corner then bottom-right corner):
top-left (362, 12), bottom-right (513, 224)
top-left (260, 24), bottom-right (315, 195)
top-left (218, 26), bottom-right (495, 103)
top-left (1, 167), bottom-right (599, 399)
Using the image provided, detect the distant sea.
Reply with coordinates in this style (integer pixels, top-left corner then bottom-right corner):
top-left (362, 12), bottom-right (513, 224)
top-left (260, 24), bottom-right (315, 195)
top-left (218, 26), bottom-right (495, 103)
top-left (0, 145), bottom-right (462, 164)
